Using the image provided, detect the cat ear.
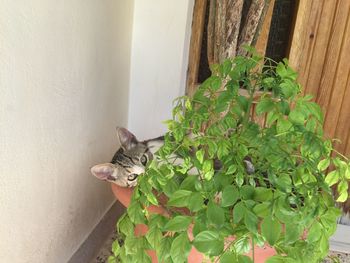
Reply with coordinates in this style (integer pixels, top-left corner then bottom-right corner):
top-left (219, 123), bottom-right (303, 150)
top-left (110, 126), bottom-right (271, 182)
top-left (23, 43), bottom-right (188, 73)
top-left (91, 163), bottom-right (115, 181)
top-left (116, 127), bottom-right (138, 150)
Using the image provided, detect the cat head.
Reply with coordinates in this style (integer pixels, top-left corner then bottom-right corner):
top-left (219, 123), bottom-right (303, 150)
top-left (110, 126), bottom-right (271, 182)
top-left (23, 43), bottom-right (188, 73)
top-left (90, 127), bottom-right (153, 187)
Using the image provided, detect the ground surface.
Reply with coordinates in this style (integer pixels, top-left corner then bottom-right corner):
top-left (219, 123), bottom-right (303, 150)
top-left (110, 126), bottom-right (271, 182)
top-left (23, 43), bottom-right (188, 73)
top-left (91, 231), bottom-right (350, 263)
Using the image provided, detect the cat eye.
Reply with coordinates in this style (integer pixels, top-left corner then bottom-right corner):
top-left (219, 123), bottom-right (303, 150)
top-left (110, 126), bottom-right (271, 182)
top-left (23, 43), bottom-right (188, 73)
top-left (140, 154), bottom-right (148, 165)
top-left (127, 174), bottom-right (138, 181)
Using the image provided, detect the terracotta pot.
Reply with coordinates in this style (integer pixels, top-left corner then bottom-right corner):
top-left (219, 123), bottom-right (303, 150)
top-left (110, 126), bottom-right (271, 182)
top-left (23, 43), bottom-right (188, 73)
top-left (111, 184), bottom-right (276, 263)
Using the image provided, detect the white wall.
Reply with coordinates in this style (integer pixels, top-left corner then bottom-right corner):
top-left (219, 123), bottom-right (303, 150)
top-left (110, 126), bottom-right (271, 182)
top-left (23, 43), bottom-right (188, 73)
top-left (0, 1), bottom-right (134, 262)
top-left (127, 0), bottom-right (194, 140)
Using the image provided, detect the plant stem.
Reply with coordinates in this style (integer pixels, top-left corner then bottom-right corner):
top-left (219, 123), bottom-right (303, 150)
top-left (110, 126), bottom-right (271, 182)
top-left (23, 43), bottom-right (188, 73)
top-left (332, 148), bottom-right (349, 161)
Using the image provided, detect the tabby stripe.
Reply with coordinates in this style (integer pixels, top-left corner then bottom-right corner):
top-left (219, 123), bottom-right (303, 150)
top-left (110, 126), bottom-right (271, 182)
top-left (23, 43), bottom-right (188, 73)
top-left (115, 159), bottom-right (132, 168)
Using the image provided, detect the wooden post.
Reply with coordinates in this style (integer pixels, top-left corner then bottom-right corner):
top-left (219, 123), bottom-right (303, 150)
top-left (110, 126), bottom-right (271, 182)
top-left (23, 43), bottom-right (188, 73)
top-left (186, 0), bottom-right (208, 97)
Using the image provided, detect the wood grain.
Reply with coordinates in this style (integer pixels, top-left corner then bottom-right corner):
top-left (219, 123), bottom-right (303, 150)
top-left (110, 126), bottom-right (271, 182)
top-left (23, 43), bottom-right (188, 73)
top-left (296, 0), bottom-right (324, 94)
top-left (303, 0), bottom-right (337, 96)
top-left (323, 6), bottom-right (350, 139)
top-left (316, 0), bottom-right (350, 112)
top-left (289, 0), bottom-right (350, 208)
top-left (288, 0), bottom-right (314, 72)
top-left (186, 0), bottom-right (208, 97)
top-left (334, 73), bottom-right (350, 154)
top-left (255, 0), bottom-right (275, 56)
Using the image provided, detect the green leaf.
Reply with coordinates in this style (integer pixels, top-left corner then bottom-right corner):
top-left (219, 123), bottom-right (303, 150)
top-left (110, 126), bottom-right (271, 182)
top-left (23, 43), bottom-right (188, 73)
top-left (146, 226), bottom-right (162, 248)
top-left (307, 221), bottom-right (322, 243)
top-left (158, 237), bottom-right (172, 262)
top-left (238, 255), bottom-right (253, 263)
top-left (280, 79), bottom-right (297, 98)
top-left (254, 187), bottom-right (273, 202)
top-left (266, 111), bottom-right (279, 126)
top-left (185, 98), bottom-right (192, 110)
top-left (210, 76), bottom-right (222, 90)
top-left (127, 200), bottom-right (145, 224)
top-left (237, 95), bottom-right (249, 112)
top-left (261, 216), bottom-right (282, 246)
top-left (253, 202), bottom-right (270, 218)
top-left (204, 171), bottom-right (215, 181)
top-left (220, 252), bottom-right (236, 263)
top-left (233, 236), bottom-right (250, 254)
top-left (318, 159), bottom-right (330, 171)
top-left (289, 109), bottom-right (305, 125)
top-left (240, 185), bottom-right (255, 200)
top-left (217, 139), bottom-right (230, 160)
top-left (216, 91), bottom-right (232, 113)
top-left (188, 192), bottom-right (203, 212)
top-left (256, 97), bottom-right (274, 115)
top-left (196, 149), bottom-right (205, 164)
top-left (337, 190), bottom-right (348, 202)
top-left (145, 191), bottom-right (159, 206)
top-left (111, 240), bottom-right (120, 257)
top-left (207, 201), bottom-right (225, 226)
top-left (305, 101), bottom-right (324, 123)
top-left (118, 214), bottom-right (134, 235)
top-left (107, 256), bottom-right (117, 263)
top-left (148, 214), bottom-right (167, 229)
top-left (276, 174), bottom-right (292, 193)
top-left (124, 236), bottom-right (142, 255)
top-left (193, 219), bottom-right (206, 237)
top-left (233, 201), bottom-right (246, 223)
top-left (334, 158), bottom-right (348, 172)
top-left (170, 232), bottom-right (192, 263)
top-left (203, 160), bottom-right (214, 180)
top-left (118, 246), bottom-right (131, 262)
top-left (167, 190), bottom-right (192, 207)
top-left (263, 77), bottom-right (275, 86)
top-left (319, 234), bottom-right (329, 258)
top-left (238, 144), bottom-right (249, 158)
top-left (305, 117), bottom-right (317, 132)
top-left (163, 216), bottom-right (192, 232)
top-left (244, 211), bottom-right (258, 233)
top-left (193, 230), bottom-right (224, 256)
top-left (180, 176), bottom-right (196, 191)
top-left (207, 140), bottom-right (218, 157)
top-left (135, 250), bottom-right (152, 263)
top-left (266, 256), bottom-right (289, 263)
top-left (221, 59), bottom-right (232, 77)
top-left (277, 117), bottom-right (292, 134)
top-left (337, 180), bottom-right (348, 194)
top-left (277, 100), bottom-right (290, 115)
top-left (163, 179), bottom-right (179, 197)
top-left (345, 166), bottom-right (350, 179)
top-left (325, 170), bottom-right (340, 187)
top-left (226, 164), bottom-right (237, 174)
top-left (285, 222), bottom-right (303, 244)
top-left (276, 63), bottom-right (288, 78)
top-left (235, 172), bottom-right (244, 186)
top-left (221, 185), bottom-right (239, 207)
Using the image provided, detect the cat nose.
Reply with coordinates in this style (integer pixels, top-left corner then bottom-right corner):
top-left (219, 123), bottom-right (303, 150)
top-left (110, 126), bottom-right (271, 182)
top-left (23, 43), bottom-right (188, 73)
top-left (132, 166), bottom-right (145, 175)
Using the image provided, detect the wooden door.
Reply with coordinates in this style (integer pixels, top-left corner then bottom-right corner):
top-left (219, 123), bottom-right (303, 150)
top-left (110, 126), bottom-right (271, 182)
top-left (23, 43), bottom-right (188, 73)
top-left (289, 0), bottom-right (350, 157)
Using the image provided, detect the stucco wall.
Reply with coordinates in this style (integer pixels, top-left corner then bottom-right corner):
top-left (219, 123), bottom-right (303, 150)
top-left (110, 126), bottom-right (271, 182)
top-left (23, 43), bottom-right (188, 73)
top-left (127, 0), bottom-right (194, 140)
top-left (0, 1), bottom-right (134, 262)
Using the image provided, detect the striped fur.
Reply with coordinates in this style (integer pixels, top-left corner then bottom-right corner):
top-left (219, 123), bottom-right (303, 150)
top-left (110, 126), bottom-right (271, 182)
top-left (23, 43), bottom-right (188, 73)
top-left (91, 127), bottom-right (163, 187)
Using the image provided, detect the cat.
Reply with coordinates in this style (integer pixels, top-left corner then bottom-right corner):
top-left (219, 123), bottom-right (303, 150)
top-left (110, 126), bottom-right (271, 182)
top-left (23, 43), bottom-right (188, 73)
top-left (90, 127), bottom-right (163, 187)
top-left (91, 127), bottom-right (255, 188)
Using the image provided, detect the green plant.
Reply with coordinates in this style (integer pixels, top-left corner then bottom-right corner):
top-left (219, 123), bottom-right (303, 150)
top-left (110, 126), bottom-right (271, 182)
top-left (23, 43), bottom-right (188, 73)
top-left (110, 49), bottom-right (350, 263)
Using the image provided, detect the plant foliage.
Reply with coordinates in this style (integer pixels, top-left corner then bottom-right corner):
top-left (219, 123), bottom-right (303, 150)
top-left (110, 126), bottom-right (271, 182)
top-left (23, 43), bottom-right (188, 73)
top-left (109, 49), bottom-right (349, 263)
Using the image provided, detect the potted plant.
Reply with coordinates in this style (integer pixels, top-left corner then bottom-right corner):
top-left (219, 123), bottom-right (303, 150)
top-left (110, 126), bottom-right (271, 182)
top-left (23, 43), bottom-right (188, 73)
top-left (107, 50), bottom-right (350, 263)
